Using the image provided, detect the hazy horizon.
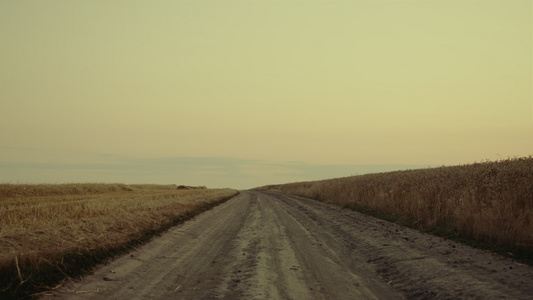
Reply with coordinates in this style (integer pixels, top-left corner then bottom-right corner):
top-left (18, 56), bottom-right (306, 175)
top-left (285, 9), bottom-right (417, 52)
top-left (1, 1), bottom-right (531, 189)
top-left (0, 148), bottom-right (435, 189)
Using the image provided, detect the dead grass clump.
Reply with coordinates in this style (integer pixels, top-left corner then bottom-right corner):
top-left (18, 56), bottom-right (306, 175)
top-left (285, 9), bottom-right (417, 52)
top-left (0, 184), bottom-right (238, 298)
top-left (259, 157), bottom-right (533, 253)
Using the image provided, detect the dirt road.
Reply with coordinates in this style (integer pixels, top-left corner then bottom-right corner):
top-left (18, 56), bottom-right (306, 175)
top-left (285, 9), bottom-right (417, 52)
top-left (45, 191), bottom-right (533, 299)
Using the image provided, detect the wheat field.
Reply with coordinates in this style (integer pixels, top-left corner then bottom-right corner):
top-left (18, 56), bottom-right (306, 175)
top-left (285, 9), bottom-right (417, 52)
top-left (0, 183), bottom-right (238, 297)
top-left (259, 157), bottom-right (533, 253)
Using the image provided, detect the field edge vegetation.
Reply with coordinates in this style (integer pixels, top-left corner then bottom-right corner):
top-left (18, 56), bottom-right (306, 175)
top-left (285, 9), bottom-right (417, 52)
top-left (0, 184), bottom-right (239, 299)
top-left (256, 157), bottom-right (533, 265)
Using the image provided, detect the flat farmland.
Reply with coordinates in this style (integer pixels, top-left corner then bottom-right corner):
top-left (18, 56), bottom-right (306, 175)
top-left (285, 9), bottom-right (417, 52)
top-left (0, 183), bottom-right (238, 298)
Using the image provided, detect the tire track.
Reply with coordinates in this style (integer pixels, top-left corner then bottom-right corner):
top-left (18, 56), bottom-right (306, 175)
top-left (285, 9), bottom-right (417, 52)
top-left (43, 191), bottom-right (533, 299)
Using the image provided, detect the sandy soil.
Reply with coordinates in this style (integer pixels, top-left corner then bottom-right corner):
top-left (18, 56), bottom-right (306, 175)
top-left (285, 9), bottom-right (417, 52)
top-left (43, 191), bottom-right (533, 299)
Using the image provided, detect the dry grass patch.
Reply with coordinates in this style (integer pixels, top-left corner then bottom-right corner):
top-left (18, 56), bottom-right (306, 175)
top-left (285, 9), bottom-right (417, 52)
top-left (0, 183), bottom-right (238, 298)
top-left (258, 157), bottom-right (533, 260)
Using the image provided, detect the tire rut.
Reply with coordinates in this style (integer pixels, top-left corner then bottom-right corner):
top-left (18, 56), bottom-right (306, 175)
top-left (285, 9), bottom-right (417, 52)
top-left (43, 191), bottom-right (533, 299)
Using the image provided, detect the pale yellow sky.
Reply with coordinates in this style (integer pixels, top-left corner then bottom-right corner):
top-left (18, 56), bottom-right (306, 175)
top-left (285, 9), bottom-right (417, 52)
top-left (0, 1), bottom-right (531, 188)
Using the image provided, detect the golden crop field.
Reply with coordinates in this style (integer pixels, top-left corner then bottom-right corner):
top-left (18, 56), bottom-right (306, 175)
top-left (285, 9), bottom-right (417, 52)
top-left (0, 183), bottom-right (238, 297)
top-left (259, 157), bottom-right (533, 254)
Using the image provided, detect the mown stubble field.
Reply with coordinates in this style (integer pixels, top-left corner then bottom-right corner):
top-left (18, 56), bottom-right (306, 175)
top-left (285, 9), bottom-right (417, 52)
top-left (0, 183), bottom-right (238, 298)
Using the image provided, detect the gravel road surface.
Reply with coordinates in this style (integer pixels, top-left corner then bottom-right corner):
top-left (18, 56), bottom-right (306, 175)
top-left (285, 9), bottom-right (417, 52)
top-left (44, 191), bottom-right (533, 299)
